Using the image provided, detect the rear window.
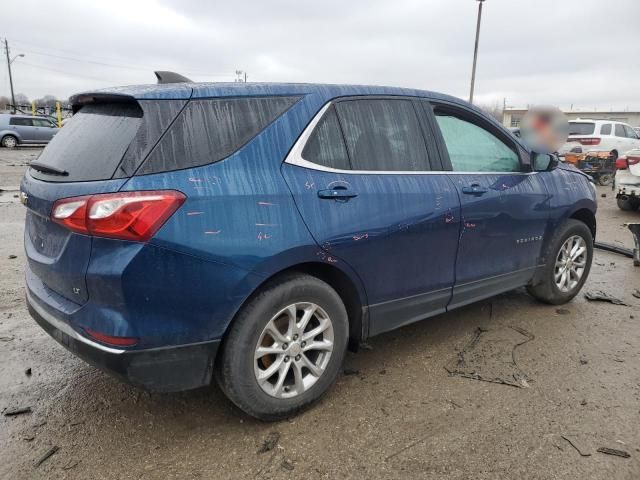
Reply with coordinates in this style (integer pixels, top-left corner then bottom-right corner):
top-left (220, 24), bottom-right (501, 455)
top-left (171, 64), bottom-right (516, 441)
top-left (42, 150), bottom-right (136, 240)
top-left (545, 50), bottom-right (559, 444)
top-left (30, 103), bottom-right (143, 182)
top-left (30, 100), bottom-right (188, 182)
top-left (138, 96), bottom-right (301, 175)
top-left (568, 122), bottom-right (595, 135)
top-left (301, 105), bottom-right (350, 170)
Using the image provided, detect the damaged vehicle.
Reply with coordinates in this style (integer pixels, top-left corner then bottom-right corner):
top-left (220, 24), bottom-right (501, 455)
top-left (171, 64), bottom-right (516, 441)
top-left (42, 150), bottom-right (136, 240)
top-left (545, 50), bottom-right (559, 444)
top-left (21, 79), bottom-right (597, 420)
top-left (614, 148), bottom-right (640, 210)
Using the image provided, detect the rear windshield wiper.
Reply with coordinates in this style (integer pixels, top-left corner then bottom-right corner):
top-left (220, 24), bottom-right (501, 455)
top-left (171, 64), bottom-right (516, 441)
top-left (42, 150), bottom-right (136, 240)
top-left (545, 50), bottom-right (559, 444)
top-left (30, 161), bottom-right (69, 176)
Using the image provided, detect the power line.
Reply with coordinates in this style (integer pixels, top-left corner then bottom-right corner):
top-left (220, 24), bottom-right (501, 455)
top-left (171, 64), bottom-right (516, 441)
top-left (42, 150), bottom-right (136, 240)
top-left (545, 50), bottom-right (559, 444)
top-left (10, 38), bottom-right (237, 77)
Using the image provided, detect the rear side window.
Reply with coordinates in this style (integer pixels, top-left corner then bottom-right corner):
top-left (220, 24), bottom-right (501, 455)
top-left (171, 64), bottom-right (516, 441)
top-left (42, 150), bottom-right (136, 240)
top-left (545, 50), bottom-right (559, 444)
top-left (301, 105), bottom-right (350, 170)
top-left (334, 99), bottom-right (430, 171)
top-left (139, 96), bottom-right (300, 175)
top-left (569, 122), bottom-right (595, 135)
top-left (30, 103), bottom-right (143, 182)
top-left (435, 114), bottom-right (520, 172)
top-left (600, 123), bottom-right (611, 135)
top-left (615, 124), bottom-right (626, 137)
top-left (9, 117), bottom-right (32, 126)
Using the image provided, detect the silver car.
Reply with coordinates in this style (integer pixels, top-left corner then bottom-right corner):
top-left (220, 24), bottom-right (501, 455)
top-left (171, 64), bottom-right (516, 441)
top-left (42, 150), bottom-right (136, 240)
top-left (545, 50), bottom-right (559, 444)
top-left (0, 114), bottom-right (59, 148)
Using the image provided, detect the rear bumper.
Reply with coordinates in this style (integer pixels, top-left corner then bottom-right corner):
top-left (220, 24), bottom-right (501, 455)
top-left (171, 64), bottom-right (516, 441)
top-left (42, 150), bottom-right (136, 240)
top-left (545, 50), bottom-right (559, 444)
top-left (27, 290), bottom-right (220, 392)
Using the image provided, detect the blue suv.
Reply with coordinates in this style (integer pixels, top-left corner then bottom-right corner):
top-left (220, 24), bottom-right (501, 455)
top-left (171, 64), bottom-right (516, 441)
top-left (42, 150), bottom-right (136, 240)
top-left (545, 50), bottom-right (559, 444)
top-left (22, 81), bottom-right (597, 420)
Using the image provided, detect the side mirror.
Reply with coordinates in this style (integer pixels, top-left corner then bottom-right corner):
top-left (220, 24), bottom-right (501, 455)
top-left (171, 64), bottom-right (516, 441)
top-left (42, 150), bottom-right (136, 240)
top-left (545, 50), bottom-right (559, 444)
top-left (532, 152), bottom-right (558, 172)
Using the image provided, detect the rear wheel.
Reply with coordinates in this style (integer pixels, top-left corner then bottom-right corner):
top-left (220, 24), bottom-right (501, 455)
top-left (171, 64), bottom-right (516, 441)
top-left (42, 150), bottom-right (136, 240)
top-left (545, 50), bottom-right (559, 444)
top-left (527, 219), bottom-right (593, 305)
top-left (215, 273), bottom-right (348, 421)
top-left (1, 135), bottom-right (18, 148)
top-left (597, 173), bottom-right (612, 186)
top-left (610, 150), bottom-right (618, 160)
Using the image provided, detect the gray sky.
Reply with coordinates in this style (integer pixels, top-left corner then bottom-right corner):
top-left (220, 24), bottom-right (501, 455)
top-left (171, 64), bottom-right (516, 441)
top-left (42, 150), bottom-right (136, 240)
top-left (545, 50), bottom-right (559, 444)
top-left (1, 0), bottom-right (639, 110)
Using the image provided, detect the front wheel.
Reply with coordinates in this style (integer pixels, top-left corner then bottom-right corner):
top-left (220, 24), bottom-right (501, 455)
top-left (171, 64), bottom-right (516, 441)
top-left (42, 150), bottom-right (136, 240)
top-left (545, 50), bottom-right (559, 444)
top-left (617, 197), bottom-right (636, 211)
top-left (215, 273), bottom-right (348, 421)
top-left (527, 219), bottom-right (593, 305)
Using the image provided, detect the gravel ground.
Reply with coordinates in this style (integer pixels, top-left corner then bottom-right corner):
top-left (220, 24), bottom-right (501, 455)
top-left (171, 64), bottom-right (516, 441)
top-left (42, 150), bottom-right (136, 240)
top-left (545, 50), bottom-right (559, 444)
top-left (0, 147), bottom-right (639, 479)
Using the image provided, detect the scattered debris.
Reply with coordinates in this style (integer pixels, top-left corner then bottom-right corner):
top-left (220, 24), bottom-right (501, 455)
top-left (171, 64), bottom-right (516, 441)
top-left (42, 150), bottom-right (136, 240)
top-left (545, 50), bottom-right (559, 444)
top-left (446, 399), bottom-right (462, 409)
top-left (34, 446), bottom-right (59, 468)
top-left (556, 308), bottom-right (570, 315)
top-left (584, 290), bottom-right (628, 306)
top-left (8, 254), bottom-right (17, 259)
top-left (25, 368), bottom-right (32, 376)
top-left (632, 289), bottom-right (640, 299)
top-left (561, 435), bottom-right (591, 457)
top-left (580, 399), bottom-right (587, 406)
top-left (445, 326), bottom-right (534, 388)
top-left (597, 447), bottom-right (630, 458)
top-left (62, 460), bottom-right (79, 470)
top-left (343, 367), bottom-right (360, 376)
top-left (593, 241), bottom-right (633, 259)
top-left (257, 432), bottom-right (280, 454)
top-left (0, 336), bottom-right (14, 342)
top-left (359, 343), bottom-right (373, 350)
top-left (601, 193), bottom-right (607, 198)
top-left (4, 406), bottom-right (32, 417)
top-left (379, 369), bottom-right (387, 375)
top-left (580, 358), bottom-right (588, 365)
top-left (280, 459), bottom-right (295, 471)
top-left (23, 435), bottom-right (35, 442)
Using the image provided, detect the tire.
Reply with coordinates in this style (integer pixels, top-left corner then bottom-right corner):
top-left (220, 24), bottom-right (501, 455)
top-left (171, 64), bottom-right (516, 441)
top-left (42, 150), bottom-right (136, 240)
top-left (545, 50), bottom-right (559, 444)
top-left (597, 173), bottom-right (612, 186)
top-left (1, 135), bottom-right (18, 148)
top-left (527, 219), bottom-right (593, 305)
top-left (617, 197), bottom-right (635, 211)
top-left (215, 273), bottom-right (349, 421)
top-left (610, 150), bottom-right (618, 160)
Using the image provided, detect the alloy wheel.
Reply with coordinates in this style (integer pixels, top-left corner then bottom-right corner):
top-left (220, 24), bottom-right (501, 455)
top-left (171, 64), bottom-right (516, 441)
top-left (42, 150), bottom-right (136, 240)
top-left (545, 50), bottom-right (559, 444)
top-left (554, 235), bottom-right (587, 293)
top-left (254, 302), bottom-right (334, 399)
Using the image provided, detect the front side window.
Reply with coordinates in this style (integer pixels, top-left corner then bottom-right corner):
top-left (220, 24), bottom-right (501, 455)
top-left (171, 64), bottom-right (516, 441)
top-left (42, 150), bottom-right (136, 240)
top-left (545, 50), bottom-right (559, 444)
top-left (301, 105), bottom-right (350, 170)
top-left (623, 125), bottom-right (638, 139)
top-left (334, 99), bottom-right (430, 171)
top-left (9, 117), bottom-right (32, 126)
top-left (600, 123), bottom-right (611, 135)
top-left (435, 114), bottom-right (520, 172)
top-left (615, 124), bottom-right (626, 137)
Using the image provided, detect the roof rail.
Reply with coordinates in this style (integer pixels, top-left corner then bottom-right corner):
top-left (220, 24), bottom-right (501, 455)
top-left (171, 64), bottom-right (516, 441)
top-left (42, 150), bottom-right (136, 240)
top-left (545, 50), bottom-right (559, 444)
top-left (154, 71), bottom-right (193, 84)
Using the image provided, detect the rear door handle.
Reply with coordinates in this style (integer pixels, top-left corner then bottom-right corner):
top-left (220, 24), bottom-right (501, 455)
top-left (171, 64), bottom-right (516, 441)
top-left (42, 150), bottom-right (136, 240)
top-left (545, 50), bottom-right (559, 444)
top-left (317, 187), bottom-right (358, 200)
top-left (461, 184), bottom-right (488, 196)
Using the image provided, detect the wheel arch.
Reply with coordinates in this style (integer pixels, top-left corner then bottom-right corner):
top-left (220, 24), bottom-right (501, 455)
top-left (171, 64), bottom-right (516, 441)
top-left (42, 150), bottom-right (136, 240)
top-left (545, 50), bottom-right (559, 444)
top-left (569, 207), bottom-right (596, 240)
top-left (226, 261), bottom-right (369, 353)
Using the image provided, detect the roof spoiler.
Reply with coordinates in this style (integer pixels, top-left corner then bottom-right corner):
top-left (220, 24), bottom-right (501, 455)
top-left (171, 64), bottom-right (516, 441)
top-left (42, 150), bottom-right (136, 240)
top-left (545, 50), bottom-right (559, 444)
top-left (154, 71), bottom-right (192, 84)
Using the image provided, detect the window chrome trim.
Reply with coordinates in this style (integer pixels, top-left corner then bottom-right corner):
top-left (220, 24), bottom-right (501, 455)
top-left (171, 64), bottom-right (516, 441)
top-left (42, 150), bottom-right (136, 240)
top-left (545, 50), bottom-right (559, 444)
top-left (284, 100), bottom-right (537, 176)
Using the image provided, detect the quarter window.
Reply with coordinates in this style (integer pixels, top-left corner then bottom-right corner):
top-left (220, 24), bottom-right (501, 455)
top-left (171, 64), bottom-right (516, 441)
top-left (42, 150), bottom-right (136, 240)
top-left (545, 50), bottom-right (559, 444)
top-left (615, 124), bottom-right (626, 137)
top-left (600, 123), bottom-right (611, 135)
top-left (302, 106), bottom-right (350, 170)
top-left (335, 99), bottom-right (430, 171)
top-left (435, 114), bottom-right (520, 172)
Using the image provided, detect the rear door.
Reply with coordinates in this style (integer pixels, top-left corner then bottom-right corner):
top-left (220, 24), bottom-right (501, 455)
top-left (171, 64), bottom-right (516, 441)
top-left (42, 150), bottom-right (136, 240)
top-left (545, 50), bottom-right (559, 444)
top-left (31, 117), bottom-right (57, 142)
top-left (427, 101), bottom-right (550, 309)
top-left (9, 117), bottom-right (37, 143)
top-left (282, 97), bottom-right (461, 336)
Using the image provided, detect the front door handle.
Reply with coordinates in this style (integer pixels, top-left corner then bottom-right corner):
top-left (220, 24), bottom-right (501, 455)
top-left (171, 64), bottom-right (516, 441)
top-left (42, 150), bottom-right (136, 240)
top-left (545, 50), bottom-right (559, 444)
top-left (461, 184), bottom-right (489, 196)
top-left (317, 187), bottom-right (358, 200)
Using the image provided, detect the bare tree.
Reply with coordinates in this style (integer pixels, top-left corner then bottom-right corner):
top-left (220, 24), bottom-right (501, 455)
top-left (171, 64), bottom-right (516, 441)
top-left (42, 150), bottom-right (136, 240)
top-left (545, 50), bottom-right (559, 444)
top-left (477, 101), bottom-right (504, 123)
top-left (13, 93), bottom-right (30, 107)
top-left (0, 95), bottom-right (10, 111)
top-left (33, 95), bottom-right (60, 108)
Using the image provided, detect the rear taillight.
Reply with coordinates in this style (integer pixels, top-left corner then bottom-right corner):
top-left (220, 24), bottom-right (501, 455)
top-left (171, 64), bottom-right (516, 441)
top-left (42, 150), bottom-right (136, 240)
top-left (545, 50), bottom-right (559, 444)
top-left (572, 137), bottom-right (601, 146)
top-left (52, 190), bottom-right (186, 241)
top-left (615, 157), bottom-right (628, 169)
top-left (627, 155), bottom-right (640, 166)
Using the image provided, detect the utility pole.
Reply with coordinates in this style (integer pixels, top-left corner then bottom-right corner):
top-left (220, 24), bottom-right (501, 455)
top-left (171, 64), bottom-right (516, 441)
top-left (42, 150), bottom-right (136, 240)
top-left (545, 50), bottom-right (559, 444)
top-left (469, 0), bottom-right (485, 104)
top-left (4, 39), bottom-right (17, 113)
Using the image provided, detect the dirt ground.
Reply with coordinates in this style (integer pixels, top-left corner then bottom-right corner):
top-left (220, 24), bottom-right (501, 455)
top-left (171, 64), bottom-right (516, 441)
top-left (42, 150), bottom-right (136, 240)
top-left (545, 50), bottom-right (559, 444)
top-left (1, 147), bottom-right (639, 479)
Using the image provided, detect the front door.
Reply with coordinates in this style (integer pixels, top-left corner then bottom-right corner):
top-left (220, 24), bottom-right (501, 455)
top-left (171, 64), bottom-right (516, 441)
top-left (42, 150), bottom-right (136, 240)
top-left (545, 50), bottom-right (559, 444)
top-left (428, 103), bottom-right (550, 309)
top-left (282, 98), bottom-right (461, 336)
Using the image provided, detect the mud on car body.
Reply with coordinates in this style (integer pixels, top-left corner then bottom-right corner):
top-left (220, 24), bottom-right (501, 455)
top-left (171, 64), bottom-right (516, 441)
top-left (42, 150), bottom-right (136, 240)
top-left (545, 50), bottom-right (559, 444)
top-left (22, 81), bottom-right (597, 420)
